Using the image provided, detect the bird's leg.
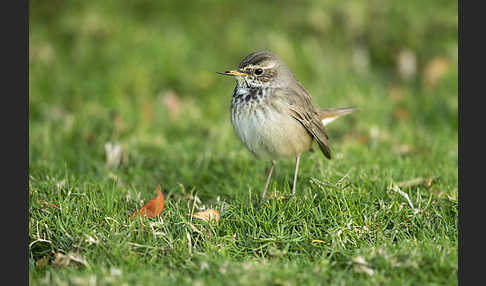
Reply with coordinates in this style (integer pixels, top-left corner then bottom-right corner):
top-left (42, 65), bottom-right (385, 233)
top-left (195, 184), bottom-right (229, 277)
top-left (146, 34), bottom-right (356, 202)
top-left (261, 160), bottom-right (276, 201)
top-left (291, 154), bottom-right (301, 196)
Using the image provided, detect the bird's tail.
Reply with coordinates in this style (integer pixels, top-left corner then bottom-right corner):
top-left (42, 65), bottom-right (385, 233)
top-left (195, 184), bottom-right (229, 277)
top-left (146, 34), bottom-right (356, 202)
top-left (318, 106), bottom-right (358, 126)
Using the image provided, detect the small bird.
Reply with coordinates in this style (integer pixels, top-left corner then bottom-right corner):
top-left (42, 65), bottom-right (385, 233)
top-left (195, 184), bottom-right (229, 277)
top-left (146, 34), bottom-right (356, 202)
top-left (217, 51), bottom-right (356, 200)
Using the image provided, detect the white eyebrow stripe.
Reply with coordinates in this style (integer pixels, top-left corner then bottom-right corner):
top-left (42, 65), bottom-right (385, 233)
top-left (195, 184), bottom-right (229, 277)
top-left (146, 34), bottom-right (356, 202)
top-left (245, 61), bottom-right (276, 70)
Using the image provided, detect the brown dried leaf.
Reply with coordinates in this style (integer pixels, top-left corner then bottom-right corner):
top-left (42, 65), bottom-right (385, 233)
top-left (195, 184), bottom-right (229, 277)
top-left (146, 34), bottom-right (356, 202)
top-left (38, 199), bottom-right (57, 209)
top-left (131, 184), bottom-right (165, 219)
top-left (162, 90), bottom-right (182, 120)
top-left (424, 57), bottom-right (450, 87)
top-left (393, 107), bottom-right (409, 121)
top-left (392, 144), bottom-right (413, 156)
top-left (191, 209), bottom-right (221, 223)
top-left (53, 252), bottom-right (88, 268)
top-left (357, 134), bottom-right (369, 144)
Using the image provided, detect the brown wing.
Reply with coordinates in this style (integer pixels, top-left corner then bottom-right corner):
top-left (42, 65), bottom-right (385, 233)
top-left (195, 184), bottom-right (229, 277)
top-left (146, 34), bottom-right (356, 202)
top-left (275, 82), bottom-right (331, 159)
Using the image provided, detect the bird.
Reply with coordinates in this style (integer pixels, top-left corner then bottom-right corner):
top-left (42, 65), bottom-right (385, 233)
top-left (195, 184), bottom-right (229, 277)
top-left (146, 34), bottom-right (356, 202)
top-left (217, 51), bottom-right (357, 201)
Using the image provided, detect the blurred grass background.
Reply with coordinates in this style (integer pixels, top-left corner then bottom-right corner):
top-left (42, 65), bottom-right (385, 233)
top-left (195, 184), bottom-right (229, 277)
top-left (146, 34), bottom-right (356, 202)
top-left (29, 0), bottom-right (457, 186)
top-left (29, 0), bottom-right (457, 284)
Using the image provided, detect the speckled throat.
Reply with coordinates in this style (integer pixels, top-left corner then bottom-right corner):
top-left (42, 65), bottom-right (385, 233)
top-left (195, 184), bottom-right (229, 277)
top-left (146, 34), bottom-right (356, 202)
top-left (230, 86), bottom-right (273, 110)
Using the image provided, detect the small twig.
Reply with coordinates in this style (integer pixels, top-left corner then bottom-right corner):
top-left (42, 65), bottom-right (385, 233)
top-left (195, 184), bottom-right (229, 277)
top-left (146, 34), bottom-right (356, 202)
top-left (127, 242), bottom-right (160, 249)
top-left (396, 177), bottom-right (435, 189)
top-left (336, 170), bottom-right (352, 185)
top-left (389, 184), bottom-right (419, 214)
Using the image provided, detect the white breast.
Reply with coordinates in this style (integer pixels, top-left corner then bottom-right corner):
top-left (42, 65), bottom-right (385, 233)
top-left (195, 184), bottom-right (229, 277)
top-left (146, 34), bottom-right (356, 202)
top-left (230, 89), bottom-right (312, 160)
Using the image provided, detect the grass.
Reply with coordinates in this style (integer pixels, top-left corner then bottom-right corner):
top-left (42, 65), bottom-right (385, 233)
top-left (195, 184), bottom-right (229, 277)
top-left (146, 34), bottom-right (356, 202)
top-left (29, 0), bottom-right (457, 285)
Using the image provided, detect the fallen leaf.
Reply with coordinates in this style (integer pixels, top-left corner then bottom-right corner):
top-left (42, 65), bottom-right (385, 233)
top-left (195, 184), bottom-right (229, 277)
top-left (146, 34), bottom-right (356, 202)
top-left (423, 57), bottom-right (450, 87)
top-left (131, 184), bottom-right (165, 219)
top-left (357, 134), bottom-right (369, 144)
top-left (52, 253), bottom-right (69, 267)
top-left (392, 144), bottom-right (413, 156)
top-left (191, 209), bottom-right (221, 223)
top-left (392, 107), bottom-right (409, 121)
top-left (85, 235), bottom-right (99, 245)
top-left (53, 252), bottom-right (88, 268)
top-left (162, 90), bottom-right (182, 120)
top-left (104, 142), bottom-right (123, 169)
top-left (396, 49), bottom-right (417, 80)
top-left (38, 199), bottom-right (57, 208)
top-left (352, 256), bottom-right (375, 276)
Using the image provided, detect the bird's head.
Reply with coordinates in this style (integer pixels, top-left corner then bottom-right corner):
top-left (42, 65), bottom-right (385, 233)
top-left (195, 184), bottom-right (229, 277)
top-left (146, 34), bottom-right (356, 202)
top-left (217, 51), bottom-right (293, 89)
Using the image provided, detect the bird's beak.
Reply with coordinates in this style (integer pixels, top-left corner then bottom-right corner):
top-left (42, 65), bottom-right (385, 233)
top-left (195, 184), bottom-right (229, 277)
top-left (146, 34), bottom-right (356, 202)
top-left (216, 69), bottom-right (248, 76)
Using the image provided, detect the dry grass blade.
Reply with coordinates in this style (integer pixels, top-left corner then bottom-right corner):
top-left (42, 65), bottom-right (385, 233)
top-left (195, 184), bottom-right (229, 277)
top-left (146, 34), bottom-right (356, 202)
top-left (389, 184), bottom-right (420, 214)
top-left (396, 177), bottom-right (435, 189)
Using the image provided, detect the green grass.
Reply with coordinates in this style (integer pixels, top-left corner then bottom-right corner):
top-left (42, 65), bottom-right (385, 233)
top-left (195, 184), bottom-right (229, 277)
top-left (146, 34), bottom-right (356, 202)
top-left (29, 0), bottom-right (457, 285)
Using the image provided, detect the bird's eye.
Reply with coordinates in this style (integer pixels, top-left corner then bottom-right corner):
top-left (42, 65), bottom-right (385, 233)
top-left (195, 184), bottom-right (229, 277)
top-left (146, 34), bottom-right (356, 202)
top-left (254, 68), bottom-right (263, 75)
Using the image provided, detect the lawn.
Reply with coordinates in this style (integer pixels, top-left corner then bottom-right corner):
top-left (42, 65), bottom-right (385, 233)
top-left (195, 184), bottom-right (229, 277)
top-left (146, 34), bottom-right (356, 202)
top-left (29, 1), bottom-right (458, 285)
